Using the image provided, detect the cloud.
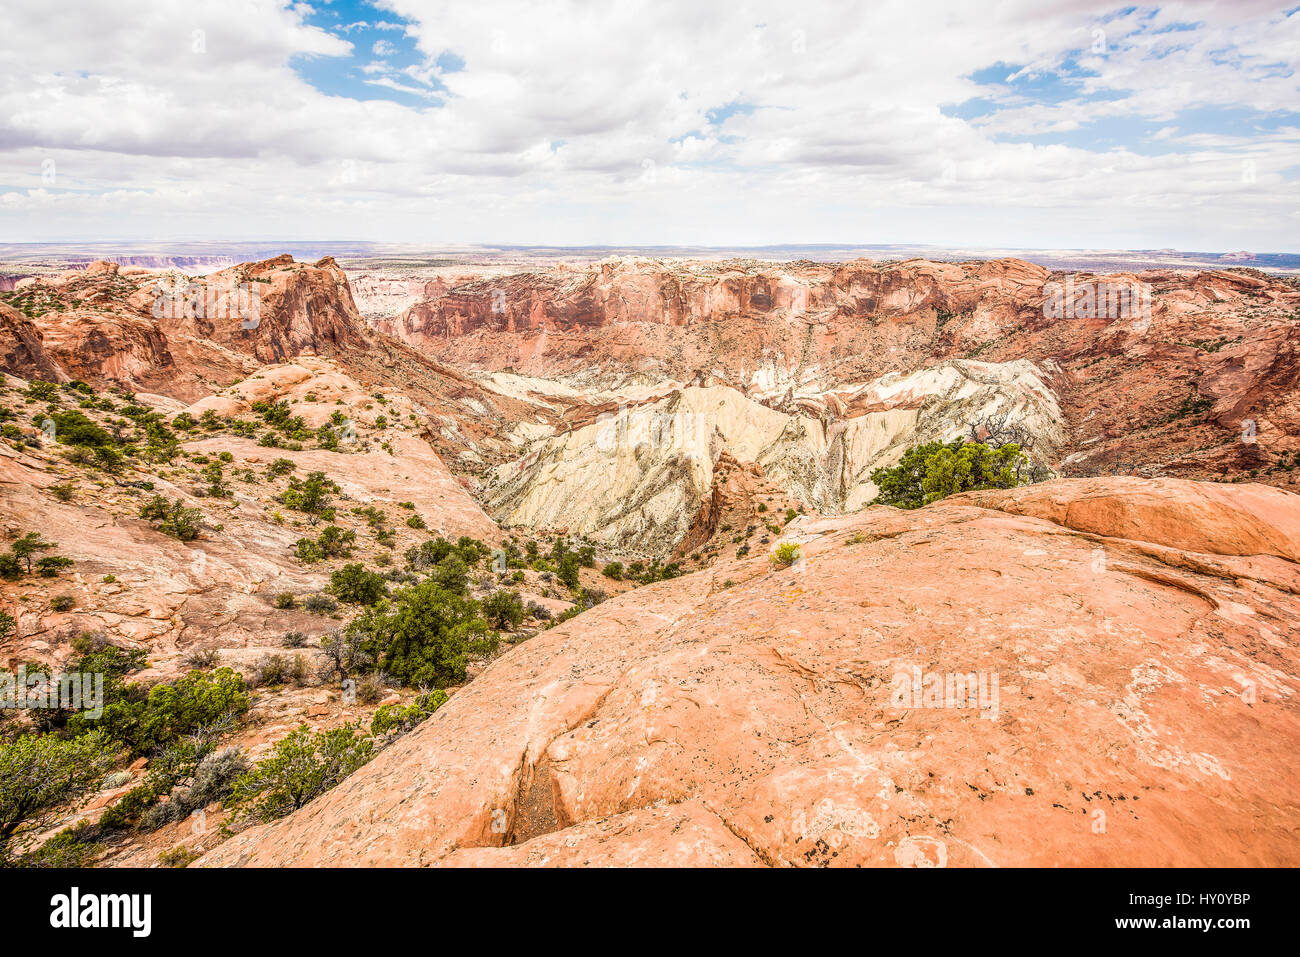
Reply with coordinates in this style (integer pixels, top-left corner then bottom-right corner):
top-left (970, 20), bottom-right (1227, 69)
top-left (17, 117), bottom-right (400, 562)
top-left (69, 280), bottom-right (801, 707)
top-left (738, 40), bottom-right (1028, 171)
top-left (0, 0), bottom-right (1296, 249)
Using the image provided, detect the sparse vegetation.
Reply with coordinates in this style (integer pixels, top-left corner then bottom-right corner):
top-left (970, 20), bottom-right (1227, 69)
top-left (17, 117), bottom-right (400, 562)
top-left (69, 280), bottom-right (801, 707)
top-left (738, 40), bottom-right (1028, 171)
top-left (371, 688), bottom-right (448, 737)
top-left (770, 542), bottom-right (801, 567)
top-left (139, 495), bottom-right (203, 541)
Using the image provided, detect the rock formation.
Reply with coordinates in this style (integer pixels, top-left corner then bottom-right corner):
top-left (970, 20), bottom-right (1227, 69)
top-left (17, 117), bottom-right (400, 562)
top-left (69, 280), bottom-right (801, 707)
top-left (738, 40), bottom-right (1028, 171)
top-left (383, 257), bottom-right (1300, 487)
top-left (200, 477), bottom-right (1300, 867)
top-left (3, 251), bottom-right (1298, 868)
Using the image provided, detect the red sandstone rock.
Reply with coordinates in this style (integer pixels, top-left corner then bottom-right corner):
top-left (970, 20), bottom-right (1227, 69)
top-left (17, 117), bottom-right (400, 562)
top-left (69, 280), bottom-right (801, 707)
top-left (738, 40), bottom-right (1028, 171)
top-left (199, 477), bottom-right (1300, 867)
top-left (0, 302), bottom-right (66, 383)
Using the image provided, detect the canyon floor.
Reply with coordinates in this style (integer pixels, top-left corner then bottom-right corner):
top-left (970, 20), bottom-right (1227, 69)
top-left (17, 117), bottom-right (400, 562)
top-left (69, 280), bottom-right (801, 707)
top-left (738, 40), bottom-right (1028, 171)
top-left (1, 251), bottom-right (1297, 867)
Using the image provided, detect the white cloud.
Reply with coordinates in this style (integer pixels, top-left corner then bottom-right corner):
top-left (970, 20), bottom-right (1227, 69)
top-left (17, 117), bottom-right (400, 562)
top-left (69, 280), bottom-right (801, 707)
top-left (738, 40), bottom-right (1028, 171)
top-left (0, 0), bottom-right (1296, 249)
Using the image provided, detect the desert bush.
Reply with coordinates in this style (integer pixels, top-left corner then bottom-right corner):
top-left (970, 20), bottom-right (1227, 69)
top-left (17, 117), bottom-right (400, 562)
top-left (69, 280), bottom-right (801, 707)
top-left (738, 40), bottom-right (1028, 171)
top-left (303, 593), bottom-right (338, 614)
top-left (138, 495), bottom-right (202, 541)
top-left (870, 440), bottom-right (1032, 509)
top-left (96, 783), bottom-right (161, 833)
top-left (278, 471), bottom-right (339, 523)
top-left (182, 647), bottom-right (220, 669)
top-left (15, 821), bottom-right (100, 868)
top-left (557, 553), bottom-right (581, 590)
top-left (344, 579), bottom-right (495, 688)
top-left (37, 555), bottom-right (74, 577)
top-left (770, 543), bottom-right (801, 567)
top-left (249, 654), bottom-right (290, 687)
top-left (318, 629), bottom-right (371, 682)
top-left (482, 589), bottom-right (525, 630)
top-left (0, 732), bottom-right (115, 862)
top-left (294, 538), bottom-right (324, 563)
top-left (44, 409), bottom-right (115, 448)
top-left (9, 531), bottom-right (54, 574)
top-left (355, 672), bottom-right (389, 705)
top-left (328, 563), bottom-right (387, 606)
top-left (71, 667), bottom-right (250, 758)
top-left (140, 746), bottom-right (249, 833)
top-left (371, 688), bottom-right (448, 737)
top-left (228, 724), bottom-right (374, 823)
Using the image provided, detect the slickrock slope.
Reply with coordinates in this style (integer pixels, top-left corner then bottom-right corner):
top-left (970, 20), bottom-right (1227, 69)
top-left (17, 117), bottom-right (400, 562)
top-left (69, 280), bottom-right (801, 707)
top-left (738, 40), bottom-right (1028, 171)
top-left (385, 257), bottom-right (1300, 484)
top-left (484, 359), bottom-right (1064, 554)
top-left (200, 477), bottom-right (1300, 868)
top-left (0, 360), bottom-right (498, 680)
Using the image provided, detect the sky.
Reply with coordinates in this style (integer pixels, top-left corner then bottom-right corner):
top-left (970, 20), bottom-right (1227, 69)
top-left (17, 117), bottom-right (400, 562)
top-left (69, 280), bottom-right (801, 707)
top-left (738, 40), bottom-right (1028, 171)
top-left (1, 0), bottom-right (1297, 250)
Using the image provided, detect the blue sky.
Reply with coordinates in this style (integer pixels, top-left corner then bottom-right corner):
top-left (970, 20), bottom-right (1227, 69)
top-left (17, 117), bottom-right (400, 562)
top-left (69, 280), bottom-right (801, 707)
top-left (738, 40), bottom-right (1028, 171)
top-left (292, 1), bottom-right (445, 107)
top-left (1, 0), bottom-right (1297, 249)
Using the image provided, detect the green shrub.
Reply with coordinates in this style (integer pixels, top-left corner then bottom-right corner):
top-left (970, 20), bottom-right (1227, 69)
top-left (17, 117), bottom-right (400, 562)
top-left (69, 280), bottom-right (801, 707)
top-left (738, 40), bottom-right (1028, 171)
top-left (770, 543), bottom-right (801, 567)
top-left (0, 554), bottom-right (20, 581)
top-left (601, 561), bottom-right (624, 580)
top-left (15, 821), bottom-right (100, 867)
top-left (229, 724), bottom-right (374, 823)
top-left (37, 555), bottom-right (74, 577)
top-left (371, 689), bottom-right (448, 737)
top-left (9, 532), bottom-right (54, 574)
top-left (482, 589), bottom-right (525, 630)
top-left (294, 538), bottom-right (324, 563)
top-left (870, 440), bottom-right (1030, 509)
top-left (45, 409), bottom-right (115, 447)
top-left (557, 553), bottom-right (581, 590)
top-left (139, 495), bottom-right (203, 541)
top-left (329, 564), bottom-right (388, 605)
top-left (97, 782), bottom-right (161, 833)
top-left (278, 471), bottom-right (339, 523)
top-left (92, 445), bottom-right (125, 474)
top-left (304, 593), bottom-right (338, 614)
top-left (345, 579), bottom-right (495, 688)
top-left (24, 380), bottom-right (59, 402)
top-left (71, 667), bottom-right (250, 758)
top-left (0, 732), bottom-right (115, 861)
